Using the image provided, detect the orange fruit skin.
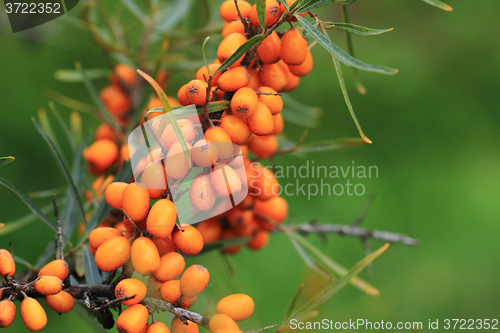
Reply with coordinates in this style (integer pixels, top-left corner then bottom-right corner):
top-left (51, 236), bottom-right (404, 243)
top-left (248, 163), bottom-right (279, 200)
top-left (154, 252), bottom-right (186, 282)
top-left (221, 229), bottom-right (242, 255)
top-left (177, 84), bottom-right (191, 106)
top-left (205, 127), bottom-right (234, 159)
top-left (185, 79), bottom-right (209, 106)
top-left (95, 123), bottom-right (119, 142)
top-left (0, 249), bottom-right (15, 278)
top-left (171, 225), bottom-right (204, 255)
top-left (180, 264), bottom-right (210, 298)
top-left (147, 199), bottom-right (177, 238)
top-left (160, 280), bottom-right (181, 303)
top-left (116, 304), bottom-right (149, 333)
top-left (45, 290), bottom-right (75, 314)
top-left (190, 174), bottom-right (217, 212)
top-left (256, 87), bottom-right (283, 115)
top-left (218, 67), bottom-right (250, 92)
top-left (257, 32), bottom-right (281, 64)
top-left (247, 102), bottom-right (274, 136)
top-left (288, 49), bottom-right (313, 77)
top-left (220, 115), bottom-right (251, 145)
top-left (34, 275), bottom-right (63, 295)
top-left (159, 119), bottom-right (197, 150)
top-left (249, 1), bottom-right (280, 27)
top-left (140, 162), bottom-right (168, 199)
top-left (230, 87), bottom-right (259, 120)
top-left (280, 28), bottom-right (308, 65)
top-left (89, 227), bottom-right (123, 250)
top-left (115, 278), bottom-right (148, 305)
top-left (192, 140), bottom-right (218, 167)
top-left (226, 209), bottom-right (259, 237)
top-left (254, 196), bottom-right (288, 223)
top-left (209, 313), bottom-right (240, 332)
top-left (104, 182), bottom-right (128, 209)
top-left (220, 0), bottom-right (251, 22)
top-left (279, 0), bottom-right (306, 21)
top-left (94, 237), bottom-right (131, 272)
top-left (210, 164), bottom-right (242, 197)
top-left (152, 235), bottom-right (177, 256)
top-left (112, 64), bottom-right (137, 87)
top-left (196, 63), bottom-right (222, 86)
top-left (248, 135), bottom-right (278, 158)
top-left (195, 218), bottom-right (223, 244)
top-left (99, 85), bottom-right (131, 116)
top-left (21, 298), bottom-right (47, 331)
top-left (246, 68), bottom-right (262, 91)
top-left (179, 295), bottom-right (197, 309)
top-left (84, 140), bottom-right (120, 174)
top-left (147, 321), bottom-right (170, 333)
top-left (165, 141), bottom-right (193, 180)
top-left (258, 63), bottom-right (288, 92)
top-left (222, 20), bottom-right (246, 39)
top-left (171, 316), bottom-right (199, 333)
top-left (216, 294), bottom-right (255, 322)
top-left (217, 33), bottom-right (248, 68)
top-left (271, 113), bottom-right (284, 135)
top-left (247, 230), bottom-right (270, 250)
top-left (0, 300), bottom-right (16, 328)
top-left (131, 237), bottom-right (161, 276)
top-left (122, 183), bottom-right (151, 222)
top-left (38, 259), bottom-right (69, 280)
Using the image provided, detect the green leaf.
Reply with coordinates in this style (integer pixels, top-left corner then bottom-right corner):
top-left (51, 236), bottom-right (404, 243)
top-left (291, 243), bottom-right (389, 320)
top-left (83, 246), bottom-right (102, 284)
top-left (0, 177), bottom-right (58, 234)
top-left (287, 233), bottom-right (331, 280)
top-left (32, 118), bottom-right (88, 227)
top-left (38, 109), bottom-right (66, 164)
top-left (297, 137), bottom-right (366, 153)
top-left (297, 0), bottom-right (335, 13)
top-left (72, 304), bottom-right (109, 333)
top-left (202, 36), bottom-right (212, 78)
top-left (256, 0), bottom-right (266, 30)
top-left (0, 204), bottom-right (54, 236)
top-left (214, 35), bottom-right (264, 75)
top-left (283, 284), bottom-right (304, 325)
top-left (48, 101), bottom-right (76, 150)
top-left (295, 15), bottom-right (398, 75)
top-left (155, 0), bottom-right (195, 34)
top-left (421, 0), bottom-right (453, 11)
top-left (147, 101), bottom-right (230, 116)
top-left (13, 255), bottom-right (34, 270)
top-left (44, 89), bottom-right (97, 115)
top-left (28, 187), bottom-right (67, 199)
top-left (76, 62), bottom-right (121, 131)
top-left (322, 22), bottom-right (393, 36)
top-left (54, 68), bottom-right (110, 82)
top-left (281, 94), bottom-right (323, 128)
top-left (70, 111), bottom-right (83, 146)
top-left (120, 0), bottom-right (148, 24)
top-left (0, 156), bottom-right (15, 167)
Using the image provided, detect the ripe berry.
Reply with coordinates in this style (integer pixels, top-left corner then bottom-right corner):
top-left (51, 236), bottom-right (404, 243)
top-left (230, 87), bottom-right (259, 120)
top-left (115, 278), bottom-right (147, 305)
top-left (220, 0), bottom-right (251, 22)
top-left (205, 126), bottom-right (234, 159)
top-left (131, 237), bottom-right (161, 275)
top-left (159, 118), bottom-right (197, 150)
top-left (209, 313), bottom-right (240, 331)
top-left (217, 33), bottom-right (247, 68)
top-left (190, 174), bottom-right (217, 212)
top-left (171, 224), bottom-right (204, 255)
top-left (185, 79), bottom-right (210, 106)
top-left (34, 275), bottom-right (63, 295)
top-left (222, 20), bottom-right (246, 39)
top-left (171, 316), bottom-right (199, 333)
top-left (140, 162), bottom-right (168, 199)
top-left (220, 115), bottom-right (251, 145)
top-left (247, 102), bottom-right (274, 136)
top-left (246, 68), bottom-right (261, 91)
top-left (95, 123), bottom-right (119, 142)
top-left (195, 218), bottom-right (223, 244)
top-left (249, 0), bottom-right (280, 27)
top-left (38, 259), bottom-right (69, 280)
top-left (180, 264), bottom-right (210, 298)
top-left (256, 87), bottom-right (282, 115)
top-left (152, 235), bottom-right (177, 256)
top-left (210, 164), bottom-right (242, 197)
top-left (89, 227), bottom-right (123, 250)
top-left (147, 321), bottom-right (170, 333)
top-left (216, 294), bottom-right (254, 322)
top-left (116, 304), bottom-right (149, 333)
top-left (248, 135), bottom-right (278, 158)
top-left (99, 85), bottom-right (131, 116)
top-left (112, 64), bottom-right (137, 87)
top-left (218, 67), bottom-right (250, 92)
top-left (147, 199), bottom-right (177, 238)
top-left (226, 209), bottom-right (259, 237)
top-left (221, 229), bottom-right (242, 255)
top-left (104, 182), bottom-right (128, 209)
top-left (45, 290), bottom-right (75, 314)
top-left (94, 236), bottom-right (131, 272)
top-left (178, 84), bottom-right (191, 106)
top-left (21, 297), bottom-right (47, 331)
top-left (165, 141), bottom-right (193, 179)
top-left (247, 230), bottom-right (270, 250)
top-left (192, 140), bottom-right (218, 167)
top-left (0, 249), bottom-right (15, 278)
top-left (160, 279), bottom-right (181, 303)
top-left (280, 28), bottom-right (308, 65)
top-left (271, 113), bottom-right (284, 135)
top-left (154, 252), bottom-right (186, 282)
top-left (84, 139), bottom-right (119, 174)
top-left (257, 32), bottom-right (281, 64)
top-left (258, 63), bottom-right (288, 92)
top-left (288, 49), bottom-right (313, 77)
top-left (179, 295), bottom-right (197, 309)
top-left (248, 163), bottom-right (279, 200)
top-left (0, 300), bottom-right (16, 328)
top-left (254, 196), bottom-right (288, 223)
top-left (196, 64), bottom-right (222, 86)
top-left (122, 182), bottom-right (151, 222)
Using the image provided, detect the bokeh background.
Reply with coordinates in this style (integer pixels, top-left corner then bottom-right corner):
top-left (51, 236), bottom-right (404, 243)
top-left (1, 0), bottom-right (499, 331)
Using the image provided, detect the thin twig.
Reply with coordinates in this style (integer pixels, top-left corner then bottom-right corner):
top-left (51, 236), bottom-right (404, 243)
top-left (144, 297), bottom-right (209, 329)
top-left (245, 324), bottom-right (278, 333)
top-left (53, 194), bottom-right (64, 261)
top-left (234, 0), bottom-right (252, 34)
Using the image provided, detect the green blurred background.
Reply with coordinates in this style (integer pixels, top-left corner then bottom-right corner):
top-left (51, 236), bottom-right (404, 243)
top-left (1, 0), bottom-right (499, 331)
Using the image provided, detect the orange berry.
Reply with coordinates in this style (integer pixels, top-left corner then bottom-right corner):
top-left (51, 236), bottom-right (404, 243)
top-left (288, 48), bottom-right (313, 76)
top-left (122, 183), bottom-right (151, 222)
top-left (113, 64), bottom-right (137, 87)
top-left (94, 237), bottom-right (131, 272)
top-left (171, 316), bottom-right (199, 333)
top-left (196, 218), bottom-right (223, 244)
top-left (147, 199), bottom-right (177, 238)
top-left (220, 0), bottom-right (251, 22)
top-left (89, 227), bottom-right (123, 250)
top-left (257, 32), bottom-right (281, 64)
top-left (34, 275), bottom-right (63, 295)
top-left (256, 87), bottom-right (282, 115)
top-left (95, 123), bottom-right (119, 142)
top-left (131, 237), bottom-right (161, 275)
top-left (190, 174), bottom-right (217, 212)
top-left (246, 68), bottom-right (261, 91)
top-left (104, 182), bottom-right (128, 209)
top-left (216, 294), bottom-right (254, 322)
top-left (271, 113), bottom-right (284, 135)
top-left (248, 163), bottom-right (279, 200)
top-left (249, 1), bottom-right (280, 27)
top-left (226, 209), bottom-right (259, 237)
top-left (209, 313), bottom-right (240, 332)
top-left (115, 278), bottom-right (148, 305)
top-left (147, 321), bottom-right (170, 333)
top-left (248, 135), bottom-right (278, 158)
top-left (222, 20), bottom-right (245, 39)
top-left (165, 141), bottom-right (193, 179)
top-left (185, 79), bottom-right (209, 106)
top-left (116, 304), bottom-right (149, 333)
top-left (160, 280), bottom-right (181, 303)
top-left (205, 126), bottom-right (233, 159)
top-left (154, 252), bottom-right (186, 282)
top-left (0, 249), bottom-right (15, 278)
top-left (171, 224), bottom-right (204, 255)
top-left (152, 235), bottom-right (177, 256)
top-left (280, 28), bottom-right (308, 65)
top-left (236, 193), bottom-right (254, 209)
top-left (84, 140), bottom-right (119, 174)
top-left (254, 196), bottom-right (288, 222)
top-left (140, 162), bottom-right (168, 199)
top-left (180, 265), bottom-right (210, 298)
top-left (278, 0), bottom-right (306, 21)
top-left (217, 33), bottom-right (247, 68)
top-left (45, 290), bottom-right (75, 314)
top-left (179, 295), bottom-right (197, 309)
top-left (210, 164), bottom-right (242, 197)
top-left (196, 64), bottom-right (222, 86)
top-left (178, 84), bottom-right (190, 106)
top-left (218, 67), bottom-right (250, 92)
top-left (220, 115), bottom-right (251, 145)
top-left (247, 230), bottom-right (270, 250)
top-left (192, 140), bottom-right (218, 167)
top-left (100, 85), bottom-right (131, 116)
top-left (221, 230), bottom-right (242, 254)
top-left (159, 118), bottom-right (197, 150)
top-left (38, 259), bottom-right (69, 280)
top-left (247, 102), bottom-right (274, 136)
top-left (0, 300), bottom-right (16, 328)
top-left (258, 63), bottom-right (288, 92)
top-left (230, 87), bottom-right (259, 120)
top-left (21, 297), bottom-right (47, 331)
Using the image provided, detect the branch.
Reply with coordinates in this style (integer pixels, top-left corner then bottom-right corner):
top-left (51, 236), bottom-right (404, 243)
top-left (144, 297), bottom-right (209, 328)
top-left (252, 130), bottom-right (308, 162)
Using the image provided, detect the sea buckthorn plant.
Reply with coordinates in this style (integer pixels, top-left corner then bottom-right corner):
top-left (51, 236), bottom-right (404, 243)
top-left (0, 0), bottom-right (451, 331)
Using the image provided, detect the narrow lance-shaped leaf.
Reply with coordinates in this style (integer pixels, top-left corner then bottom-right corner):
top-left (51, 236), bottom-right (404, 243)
top-left (202, 36), bottom-right (212, 78)
top-left (0, 203), bottom-right (54, 236)
top-left (49, 101), bottom-right (76, 150)
top-left (29, 187), bottom-right (67, 198)
top-left (283, 284), bottom-right (304, 325)
top-left (146, 101), bottom-right (230, 116)
top-left (297, 137), bottom-right (366, 153)
top-left (54, 68), bottom-right (110, 82)
top-left (256, 0), bottom-right (266, 30)
top-left (297, 0), bottom-right (335, 13)
top-left (38, 109), bottom-right (66, 164)
top-left (120, 0), bottom-right (148, 24)
top-left (0, 156), bottom-right (15, 167)
top-left (322, 22), bottom-right (393, 36)
top-left (13, 255), bottom-right (34, 270)
top-left (83, 246), bottom-right (102, 285)
top-left (421, 0), bottom-right (453, 11)
top-left (213, 35), bottom-right (264, 75)
top-left (70, 111), bottom-right (83, 146)
top-left (295, 15), bottom-right (398, 75)
top-left (32, 118), bottom-right (88, 226)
